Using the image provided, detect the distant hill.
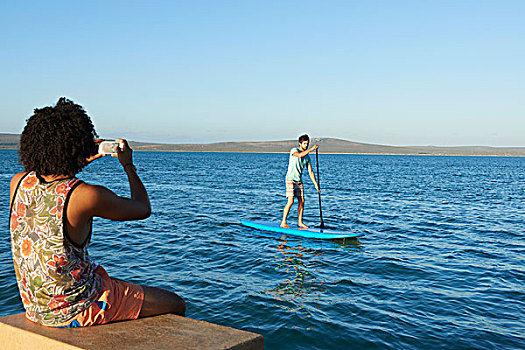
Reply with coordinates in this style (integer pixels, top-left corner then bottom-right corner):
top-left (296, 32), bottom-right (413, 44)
top-left (128, 137), bottom-right (525, 156)
top-left (0, 133), bottom-right (20, 149)
top-left (1, 133), bottom-right (524, 156)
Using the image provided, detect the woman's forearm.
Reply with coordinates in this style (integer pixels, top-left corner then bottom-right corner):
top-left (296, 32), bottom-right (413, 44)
top-left (124, 165), bottom-right (151, 214)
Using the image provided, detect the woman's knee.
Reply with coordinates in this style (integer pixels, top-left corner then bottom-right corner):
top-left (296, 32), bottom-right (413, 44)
top-left (140, 286), bottom-right (186, 317)
top-left (160, 288), bottom-right (185, 316)
top-left (170, 291), bottom-right (186, 316)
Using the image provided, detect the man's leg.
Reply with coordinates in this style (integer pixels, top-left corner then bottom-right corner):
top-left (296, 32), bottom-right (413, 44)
top-left (297, 197), bottom-right (309, 228)
top-left (281, 197), bottom-right (294, 228)
top-left (139, 285), bottom-right (186, 318)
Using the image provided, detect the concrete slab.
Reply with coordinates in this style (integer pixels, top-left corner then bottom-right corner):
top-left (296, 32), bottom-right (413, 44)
top-left (0, 313), bottom-right (263, 350)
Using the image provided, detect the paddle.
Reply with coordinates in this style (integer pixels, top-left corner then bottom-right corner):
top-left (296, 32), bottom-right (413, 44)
top-left (315, 148), bottom-right (325, 229)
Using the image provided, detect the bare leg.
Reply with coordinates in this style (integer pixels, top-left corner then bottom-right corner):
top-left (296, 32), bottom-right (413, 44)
top-left (297, 197), bottom-right (309, 228)
top-left (281, 197), bottom-right (294, 228)
top-left (139, 285), bottom-right (186, 318)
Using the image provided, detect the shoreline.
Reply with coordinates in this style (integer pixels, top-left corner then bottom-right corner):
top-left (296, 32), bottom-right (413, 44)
top-left (3, 147), bottom-right (523, 157)
top-left (136, 150), bottom-right (525, 157)
top-left (2, 134), bottom-right (524, 157)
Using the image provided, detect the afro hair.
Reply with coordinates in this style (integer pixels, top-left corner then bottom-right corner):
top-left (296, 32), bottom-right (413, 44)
top-left (19, 97), bottom-right (98, 176)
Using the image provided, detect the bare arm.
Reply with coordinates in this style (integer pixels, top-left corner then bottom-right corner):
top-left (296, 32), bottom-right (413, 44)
top-left (116, 139), bottom-right (150, 215)
top-left (69, 139), bottom-right (151, 222)
top-left (9, 171), bottom-right (28, 208)
top-left (75, 183), bottom-right (151, 221)
top-left (307, 163), bottom-right (320, 194)
top-left (292, 144), bottom-right (319, 158)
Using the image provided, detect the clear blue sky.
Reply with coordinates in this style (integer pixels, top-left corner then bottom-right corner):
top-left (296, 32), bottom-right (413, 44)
top-left (1, 1), bottom-right (524, 146)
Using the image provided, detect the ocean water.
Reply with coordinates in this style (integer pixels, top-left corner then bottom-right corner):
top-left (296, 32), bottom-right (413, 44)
top-left (1, 149), bottom-right (523, 349)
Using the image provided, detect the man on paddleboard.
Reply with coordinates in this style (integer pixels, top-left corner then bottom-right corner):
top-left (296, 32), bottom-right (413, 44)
top-left (281, 134), bottom-right (321, 228)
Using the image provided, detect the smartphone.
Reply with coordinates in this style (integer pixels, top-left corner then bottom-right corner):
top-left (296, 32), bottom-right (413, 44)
top-left (98, 140), bottom-right (123, 155)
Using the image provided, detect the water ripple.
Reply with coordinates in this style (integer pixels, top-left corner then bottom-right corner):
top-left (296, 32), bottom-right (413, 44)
top-left (1, 151), bottom-right (524, 349)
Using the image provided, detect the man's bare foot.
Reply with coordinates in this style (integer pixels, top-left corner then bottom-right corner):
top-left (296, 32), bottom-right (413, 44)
top-left (298, 222), bottom-right (309, 228)
top-left (280, 222), bottom-right (290, 228)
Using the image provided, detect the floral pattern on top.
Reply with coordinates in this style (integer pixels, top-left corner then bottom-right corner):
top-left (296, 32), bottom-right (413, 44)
top-left (10, 172), bottom-right (101, 325)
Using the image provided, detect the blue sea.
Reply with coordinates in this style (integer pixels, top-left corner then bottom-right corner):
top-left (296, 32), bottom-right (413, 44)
top-left (1, 150), bottom-right (524, 349)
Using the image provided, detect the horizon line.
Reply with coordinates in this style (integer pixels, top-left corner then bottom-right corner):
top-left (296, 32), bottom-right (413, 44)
top-left (0, 132), bottom-right (524, 148)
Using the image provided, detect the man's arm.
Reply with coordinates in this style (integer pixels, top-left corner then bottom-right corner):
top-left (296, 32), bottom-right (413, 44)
top-left (293, 144), bottom-right (319, 158)
top-left (307, 163), bottom-right (320, 194)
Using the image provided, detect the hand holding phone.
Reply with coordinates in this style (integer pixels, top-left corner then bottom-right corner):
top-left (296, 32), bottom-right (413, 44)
top-left (115, 139), bottom-right (134, 168)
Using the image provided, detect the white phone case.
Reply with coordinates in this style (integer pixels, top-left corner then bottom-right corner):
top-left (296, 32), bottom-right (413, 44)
top-left (98, 140), bottom-right (123, 155)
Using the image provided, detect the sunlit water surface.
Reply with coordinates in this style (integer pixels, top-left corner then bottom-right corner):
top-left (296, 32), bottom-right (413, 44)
top-left (1, 150), bottom-right (523, 349)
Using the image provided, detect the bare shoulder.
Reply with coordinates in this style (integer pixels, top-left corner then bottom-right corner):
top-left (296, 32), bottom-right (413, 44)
top-left (10, 171), bottom-right (28, 193)
top-left (10, 171), bottom-right (27, 188)
top-left (9, 171), bottom-right (28, 206)
top-left (69, 182), bottom-right (123, 218)
top-left (73, 182), bottom-right (116, 202)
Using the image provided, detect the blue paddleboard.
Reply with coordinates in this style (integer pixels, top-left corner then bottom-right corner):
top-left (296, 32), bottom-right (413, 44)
top-left (241, 220), bottom-right (363, 239)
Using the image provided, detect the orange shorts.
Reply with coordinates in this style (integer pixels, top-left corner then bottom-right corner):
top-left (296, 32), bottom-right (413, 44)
top-left (51, 266), bottom-right (144, 327)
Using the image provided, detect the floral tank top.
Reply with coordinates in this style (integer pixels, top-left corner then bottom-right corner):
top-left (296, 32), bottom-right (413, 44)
top-left (10, 172), bottom-right (101, 325)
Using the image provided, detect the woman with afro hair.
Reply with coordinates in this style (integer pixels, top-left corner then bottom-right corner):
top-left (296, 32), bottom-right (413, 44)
top-left (9, 97), bottom-right (185, 327)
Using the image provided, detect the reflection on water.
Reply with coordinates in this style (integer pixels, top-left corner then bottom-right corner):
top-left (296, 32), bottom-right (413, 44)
top-left (264, 233), bottom-right (363, 324)
top-left (332, 236), bottom-right (364, 249)
top-left (265, 234), bottom-right (363, 306)
top-left (265, 235), bottom-right (327, 308)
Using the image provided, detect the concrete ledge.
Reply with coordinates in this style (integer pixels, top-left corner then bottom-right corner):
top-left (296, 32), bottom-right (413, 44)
top-left (0, 313), bottom-right (263, 350)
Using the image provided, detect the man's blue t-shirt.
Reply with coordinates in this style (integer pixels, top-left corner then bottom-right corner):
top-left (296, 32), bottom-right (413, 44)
top-left (285, 147), bottom-right (311, 182)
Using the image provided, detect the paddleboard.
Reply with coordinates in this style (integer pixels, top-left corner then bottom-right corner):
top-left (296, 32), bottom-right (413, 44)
top-left (241, 220), bottom-right (363, 239)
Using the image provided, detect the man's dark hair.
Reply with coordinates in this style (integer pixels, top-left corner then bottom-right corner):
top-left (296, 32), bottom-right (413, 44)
top-left (298, 134), bottom-right (310, 143)
top-left (19, 97), bottom-right (98, 176)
